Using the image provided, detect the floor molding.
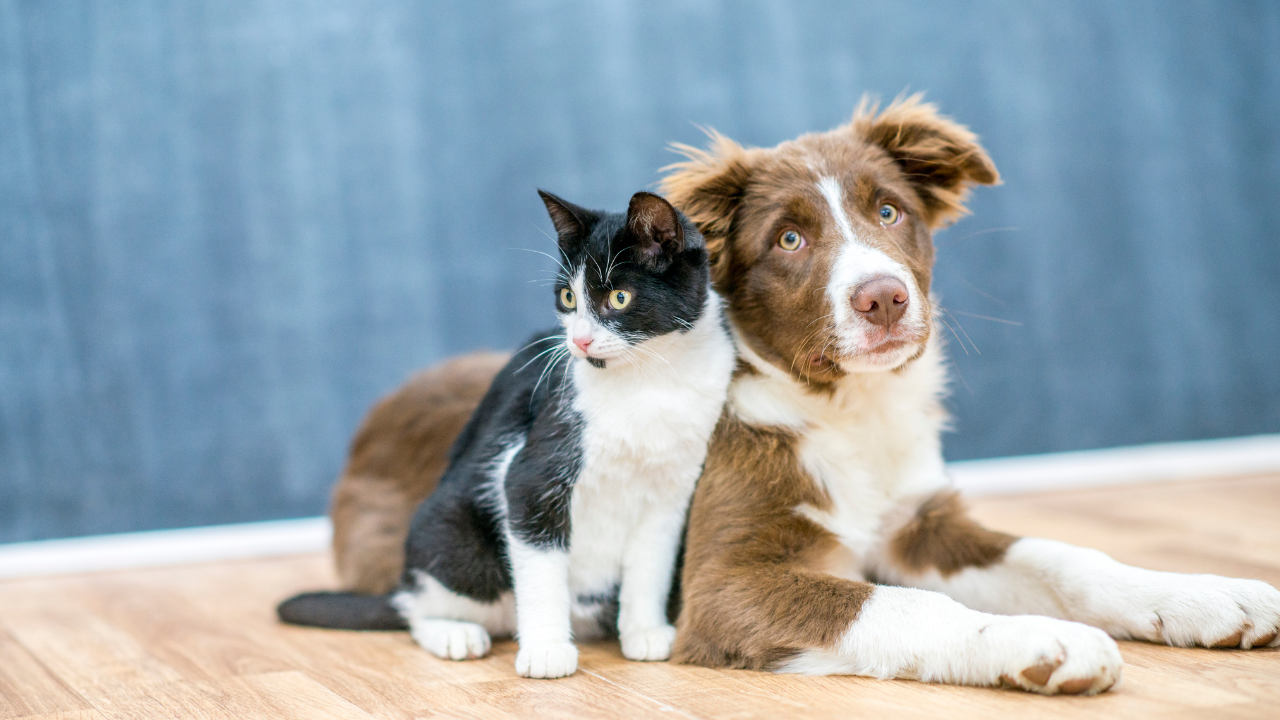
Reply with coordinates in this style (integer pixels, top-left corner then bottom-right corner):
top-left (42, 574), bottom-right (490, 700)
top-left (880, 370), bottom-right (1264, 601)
top-left (0, 517), bottom-right (330, 580)
top-left (951, 433), bottom-right (1280, 496)
top-left (2, 434), bottom-right (1277, 580)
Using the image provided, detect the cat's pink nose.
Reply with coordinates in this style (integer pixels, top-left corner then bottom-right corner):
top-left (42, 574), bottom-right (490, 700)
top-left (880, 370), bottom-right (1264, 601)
top-left (573, 336), bottom-right (593, 353)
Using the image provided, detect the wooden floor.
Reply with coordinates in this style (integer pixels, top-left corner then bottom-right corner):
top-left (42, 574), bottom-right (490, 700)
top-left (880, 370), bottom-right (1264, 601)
top-left (2, 475), bottom-right (1279, 720)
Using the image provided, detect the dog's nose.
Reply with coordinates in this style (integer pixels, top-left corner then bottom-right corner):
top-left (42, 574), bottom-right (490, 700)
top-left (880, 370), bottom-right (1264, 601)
top-left (851, 276), bottom-right (909, 328)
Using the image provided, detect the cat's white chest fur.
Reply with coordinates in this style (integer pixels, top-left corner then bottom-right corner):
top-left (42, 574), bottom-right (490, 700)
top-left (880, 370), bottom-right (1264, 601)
top-left (565, 293), bottom-right (735, 595)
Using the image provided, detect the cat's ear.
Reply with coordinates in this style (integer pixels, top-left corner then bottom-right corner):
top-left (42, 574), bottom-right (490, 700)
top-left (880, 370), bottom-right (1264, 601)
top-left (625, 192), bottom-right (688, 269)
top-left (852, 93), bottom-right (1000, 228)
top-left (537, 189), bottom-right (593, 252)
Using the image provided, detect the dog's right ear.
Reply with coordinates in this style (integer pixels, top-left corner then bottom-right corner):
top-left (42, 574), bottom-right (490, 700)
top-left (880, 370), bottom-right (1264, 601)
top-left (659, 131), bottom-right (753, 281)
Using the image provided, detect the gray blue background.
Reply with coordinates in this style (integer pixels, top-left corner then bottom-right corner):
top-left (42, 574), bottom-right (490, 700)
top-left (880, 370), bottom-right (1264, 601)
top-left (3, 1), bottom-right (1278, 542)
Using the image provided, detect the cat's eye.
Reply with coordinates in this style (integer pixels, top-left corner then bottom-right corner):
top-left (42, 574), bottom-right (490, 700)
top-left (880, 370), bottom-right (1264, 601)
top-left (608, 289), bottom-right (632, 310)
top-left (878, 203), bottom-right (900, 225)
top-left (778, 229), bottom-right (805, 252)
top-left (559, 288), bottom-right (576, 309)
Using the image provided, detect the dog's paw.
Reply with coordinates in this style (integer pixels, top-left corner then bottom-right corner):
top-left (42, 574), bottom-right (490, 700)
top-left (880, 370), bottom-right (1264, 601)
top-left (410, 619), bottom-right (492, 660)
top-left (620, 624), bottom-right (677, 661)
top-left (981, 616), bottom-right (1122, 695)
top-left (1121, 575), bottom-right (1280, 649)
top-left (515, 641), bottom-right (578, 679)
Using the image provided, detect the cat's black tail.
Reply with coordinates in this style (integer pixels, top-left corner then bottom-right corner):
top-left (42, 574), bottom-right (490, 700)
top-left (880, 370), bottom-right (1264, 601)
top-left (276, 591), bottom-right (408, 630)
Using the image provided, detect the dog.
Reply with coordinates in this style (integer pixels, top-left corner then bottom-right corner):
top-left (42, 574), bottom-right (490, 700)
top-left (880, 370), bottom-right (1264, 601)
top-left (324, 96), bottom-right (1280, 694)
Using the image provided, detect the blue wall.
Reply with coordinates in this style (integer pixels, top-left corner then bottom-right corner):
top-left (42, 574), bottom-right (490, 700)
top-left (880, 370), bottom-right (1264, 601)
top-left (2, 1), bottom-right (1278, 542)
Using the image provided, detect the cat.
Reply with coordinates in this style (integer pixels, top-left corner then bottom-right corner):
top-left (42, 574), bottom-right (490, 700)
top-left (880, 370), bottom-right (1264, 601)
top-left (278, 190), bottom-right (736, 679)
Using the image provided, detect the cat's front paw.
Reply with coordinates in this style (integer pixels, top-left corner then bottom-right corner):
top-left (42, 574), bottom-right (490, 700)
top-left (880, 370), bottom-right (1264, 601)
top-left (1123, 575), bottom-right (1280, 649)
top-left (620, 624), bottom-right (677, 661)
top-left (982, 616), bottom-right (1123, 696)
top-left (515, 641), bottom-right (578, 679)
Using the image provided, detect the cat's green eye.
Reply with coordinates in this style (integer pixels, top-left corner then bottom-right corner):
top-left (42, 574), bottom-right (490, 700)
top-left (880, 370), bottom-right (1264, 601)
top-left (560, 288), bottom-right (576, 309)
top-left (609, 289), bottom-right (632, 310)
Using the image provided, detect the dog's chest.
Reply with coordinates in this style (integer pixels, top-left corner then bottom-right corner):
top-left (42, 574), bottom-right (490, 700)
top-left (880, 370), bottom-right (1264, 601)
top-left (730, 361), bottom-right (950, 562)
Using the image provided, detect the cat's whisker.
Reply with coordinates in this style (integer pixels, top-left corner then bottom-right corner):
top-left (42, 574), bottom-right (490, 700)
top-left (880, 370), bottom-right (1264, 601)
top-left (517, 342), bottom-right (571, 375)
top-left (513, 246), bottom-right (574, 279)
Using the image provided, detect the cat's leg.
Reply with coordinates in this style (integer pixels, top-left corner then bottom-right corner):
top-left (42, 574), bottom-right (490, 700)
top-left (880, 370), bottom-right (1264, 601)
top-left (874, 491), bottom-right (1280, 649)
top-left (506, 535), bottom-right (578, 678)
top-left (392, 572), bottom-right (516, 661)
top-left (617, 506), bottom-right (685, 661)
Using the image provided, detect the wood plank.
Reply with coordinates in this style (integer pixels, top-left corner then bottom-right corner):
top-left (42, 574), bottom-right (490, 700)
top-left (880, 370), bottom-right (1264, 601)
top-left (0, 631), bottom-right (93, 719)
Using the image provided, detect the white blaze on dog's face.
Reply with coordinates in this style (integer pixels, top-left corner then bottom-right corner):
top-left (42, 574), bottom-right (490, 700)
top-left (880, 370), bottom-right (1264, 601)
top-left (661, 95), bottom-right (999, 385)
top-left (814, 174), bottom-right (931, 372)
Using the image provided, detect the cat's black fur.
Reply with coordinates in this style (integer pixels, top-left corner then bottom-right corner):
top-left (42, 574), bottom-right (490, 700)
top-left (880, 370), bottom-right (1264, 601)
top-left (278, 191), bottom-right (710, 633)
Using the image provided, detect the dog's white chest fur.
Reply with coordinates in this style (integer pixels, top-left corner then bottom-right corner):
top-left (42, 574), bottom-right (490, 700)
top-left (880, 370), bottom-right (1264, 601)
top-left (731, 335), bottom-right (952, 561)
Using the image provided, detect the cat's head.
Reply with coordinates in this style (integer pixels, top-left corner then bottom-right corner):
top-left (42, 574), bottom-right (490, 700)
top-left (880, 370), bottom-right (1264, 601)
top-left (537, 190), bottom-right (709, 369)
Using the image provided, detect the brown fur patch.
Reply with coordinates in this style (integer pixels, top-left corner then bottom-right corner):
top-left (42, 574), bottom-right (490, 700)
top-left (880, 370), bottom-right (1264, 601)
top-left (330, 351), bottom-right (508, 593)
top-left (889, 491), bottom-right (1017, 577)
top-left (673, 413), bottom-right (874, 670)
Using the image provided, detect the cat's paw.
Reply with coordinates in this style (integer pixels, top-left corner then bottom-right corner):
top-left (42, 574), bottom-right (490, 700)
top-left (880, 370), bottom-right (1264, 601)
top-left (981, 616), bottom-right (1122, 695)
top-left (409, 619), bottom-right (492, 660)
top-left (515, 641), bottom-right (578, 679)
top-left (1120, 575), bottom-right (1280, 649)
top-left (620, 624), bottom-right (677, 661)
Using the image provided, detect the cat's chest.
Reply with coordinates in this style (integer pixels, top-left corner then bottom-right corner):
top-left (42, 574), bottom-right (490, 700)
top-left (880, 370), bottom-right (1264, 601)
top-left (570, 361), bottom-right (727, 460)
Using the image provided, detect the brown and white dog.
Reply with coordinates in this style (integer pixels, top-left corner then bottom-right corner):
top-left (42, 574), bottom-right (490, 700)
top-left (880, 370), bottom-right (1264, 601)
top-left (326, 96), bottom-right (1280, 694)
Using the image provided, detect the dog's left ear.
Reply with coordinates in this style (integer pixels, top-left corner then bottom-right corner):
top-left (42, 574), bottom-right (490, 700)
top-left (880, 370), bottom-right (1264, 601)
top-left (855, 94), bottom-right (1000, 228)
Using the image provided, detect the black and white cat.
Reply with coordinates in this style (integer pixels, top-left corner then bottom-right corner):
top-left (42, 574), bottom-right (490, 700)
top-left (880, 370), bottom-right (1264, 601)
top-left (279, 190), bottom-right (735, 679)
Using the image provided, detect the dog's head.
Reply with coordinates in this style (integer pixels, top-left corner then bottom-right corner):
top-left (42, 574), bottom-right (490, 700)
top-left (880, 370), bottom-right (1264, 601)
top-left (661, 95), bottom-right (998, 385)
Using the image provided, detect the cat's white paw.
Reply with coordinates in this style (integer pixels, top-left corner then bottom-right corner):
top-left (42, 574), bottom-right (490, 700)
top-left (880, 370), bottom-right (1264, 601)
top-left (980, 616), bottom-right (1122, 695)
top-left (620, 624), bottom-right (677, 661)
top-left (515, 641), bottom-right (578, 679)
top-left (409, 619), bottom-right (492, 660)
top-left (1114, 574), bottom-right (1280, 649)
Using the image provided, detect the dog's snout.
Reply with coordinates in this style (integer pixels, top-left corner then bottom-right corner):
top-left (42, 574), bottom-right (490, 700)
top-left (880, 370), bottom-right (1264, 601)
top-left (851, 276), bottom-right (909, 328)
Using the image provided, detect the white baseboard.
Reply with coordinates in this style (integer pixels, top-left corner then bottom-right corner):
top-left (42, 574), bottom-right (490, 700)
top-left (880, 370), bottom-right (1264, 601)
top-left (1, 434), bottom-right (1277, 580)
top-left (950, 433), bottom-right (1280, 496)
top-left (0, 517), bottom-right (331, 580)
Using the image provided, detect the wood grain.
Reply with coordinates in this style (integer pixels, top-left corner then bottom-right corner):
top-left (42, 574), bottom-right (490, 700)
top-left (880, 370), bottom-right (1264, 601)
top-left (0, 475), bottom-right (1277, 719)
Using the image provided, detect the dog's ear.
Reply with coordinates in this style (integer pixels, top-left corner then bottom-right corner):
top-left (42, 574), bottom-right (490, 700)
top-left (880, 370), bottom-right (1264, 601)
top-left (854, 94), bottom-right (1000, 228)
top-left (659, 131), bottom-right (753, 282)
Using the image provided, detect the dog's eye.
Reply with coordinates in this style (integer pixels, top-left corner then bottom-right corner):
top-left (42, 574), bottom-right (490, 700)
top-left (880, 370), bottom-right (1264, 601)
top-left (559, 288), bottom-right (576, 309)
top-left (879, 204), bottom-right (900, 225)
top-left (778, 230), bottom-right (806, 251)
top-left (608, 289), bottom-right (632, 310)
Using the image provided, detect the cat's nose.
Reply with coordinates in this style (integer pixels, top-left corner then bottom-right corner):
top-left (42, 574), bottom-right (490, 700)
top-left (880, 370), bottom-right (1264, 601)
top-left (573, 336), bottom-right (593, 353)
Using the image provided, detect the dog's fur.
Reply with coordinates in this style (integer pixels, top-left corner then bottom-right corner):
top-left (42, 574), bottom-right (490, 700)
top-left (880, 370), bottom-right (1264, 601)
top-left (331, 352), bottom-right (508, 593)
top-left (326, 96), bottom-right (1280, 694)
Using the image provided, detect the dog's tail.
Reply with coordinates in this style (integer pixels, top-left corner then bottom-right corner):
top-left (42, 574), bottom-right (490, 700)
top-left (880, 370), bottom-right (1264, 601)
top-left (276, 591), bottom-right (408, 630)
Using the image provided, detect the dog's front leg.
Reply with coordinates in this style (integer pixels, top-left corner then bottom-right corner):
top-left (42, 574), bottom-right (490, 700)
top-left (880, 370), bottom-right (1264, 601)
top-left (876, 491), bottom-right (1280, 649)
top-left (775, 582), bottom-right (1122, 694)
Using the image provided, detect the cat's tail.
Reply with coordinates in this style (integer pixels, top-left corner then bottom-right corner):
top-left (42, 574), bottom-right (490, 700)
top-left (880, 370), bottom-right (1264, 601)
top-left (276, 591), bottom-right (408, 630)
